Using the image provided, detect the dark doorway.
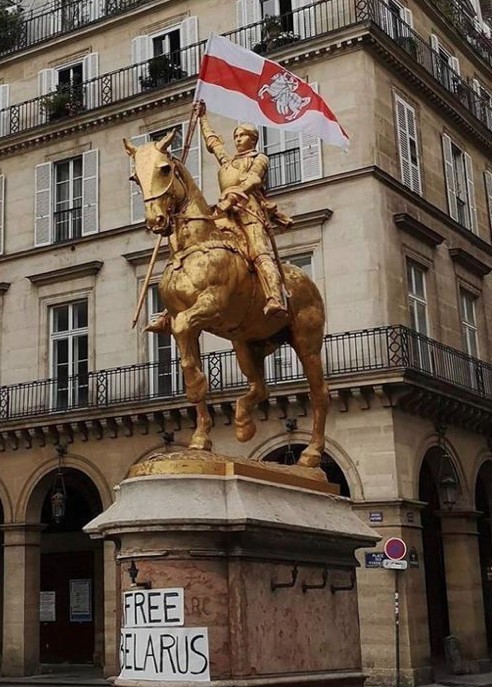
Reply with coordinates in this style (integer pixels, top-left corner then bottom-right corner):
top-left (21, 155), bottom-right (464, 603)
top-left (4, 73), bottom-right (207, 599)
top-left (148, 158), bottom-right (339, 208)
top-left (419, 452), bottom-right (450, 658)
top-left (263, 442), bottom-right (351, 496)
top-left (476, 467), bottom-right (492, 649)
top-left (40, 469), bottom-right (102, 664)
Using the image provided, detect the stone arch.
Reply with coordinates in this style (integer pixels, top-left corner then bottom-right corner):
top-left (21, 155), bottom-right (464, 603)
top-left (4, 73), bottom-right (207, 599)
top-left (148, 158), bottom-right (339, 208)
top-left (17, 452), bottom-right (113, 524)
top-left (250, 430), bottom-right (364, 501)
top-left (414, 432), bottom-right (468, 508)
top-left (472, 450), bottom-right (492, 510)
top-left (0, 477), bottom-right (14, 524)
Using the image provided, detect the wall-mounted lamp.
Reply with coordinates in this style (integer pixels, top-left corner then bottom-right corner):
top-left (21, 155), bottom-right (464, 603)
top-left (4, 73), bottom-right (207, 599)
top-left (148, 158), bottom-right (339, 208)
top-left (51, 444), bottom-right (67, 524)
top-left (283, 418), bottom-right (297, 466)
top-left (436, 423), bottom-right (459, 510)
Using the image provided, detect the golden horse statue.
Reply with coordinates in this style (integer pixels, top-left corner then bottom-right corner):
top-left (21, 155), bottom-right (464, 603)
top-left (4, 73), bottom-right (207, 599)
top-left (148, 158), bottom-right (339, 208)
top-left (124, 130), bottom-right (329, 468)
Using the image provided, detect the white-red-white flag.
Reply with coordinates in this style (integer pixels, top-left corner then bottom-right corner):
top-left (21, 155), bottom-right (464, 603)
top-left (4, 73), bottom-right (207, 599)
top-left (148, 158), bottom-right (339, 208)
top-left (195, 33), bottom-right (349, 150)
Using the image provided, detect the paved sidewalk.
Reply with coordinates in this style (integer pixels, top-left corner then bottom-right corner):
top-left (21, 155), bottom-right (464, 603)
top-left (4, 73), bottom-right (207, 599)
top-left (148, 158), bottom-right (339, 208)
top-left (422, 673), bottom-right (492, 687)
top-left (0, 665), bottom-right (107, 685)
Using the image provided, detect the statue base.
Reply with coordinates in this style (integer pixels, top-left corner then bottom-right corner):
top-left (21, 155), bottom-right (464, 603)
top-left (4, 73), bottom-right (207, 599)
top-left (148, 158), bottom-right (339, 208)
top-left (86, 451), bottom-right (378, 686)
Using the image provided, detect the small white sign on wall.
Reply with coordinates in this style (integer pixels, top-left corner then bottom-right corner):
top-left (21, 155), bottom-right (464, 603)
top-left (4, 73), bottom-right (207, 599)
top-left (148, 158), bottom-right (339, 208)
top-left (119, 588), bottom-right (210, 682)
top-left (40, 591), bottom-right (56, 622)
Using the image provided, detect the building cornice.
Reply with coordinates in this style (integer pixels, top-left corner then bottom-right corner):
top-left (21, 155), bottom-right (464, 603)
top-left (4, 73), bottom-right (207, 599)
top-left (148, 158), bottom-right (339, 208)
top-left (449, 247), bottom-right (492, 277)
top-left (394, 213), bottom-right (446, 247)
top-left (26, 260), bottom-right (104, 286)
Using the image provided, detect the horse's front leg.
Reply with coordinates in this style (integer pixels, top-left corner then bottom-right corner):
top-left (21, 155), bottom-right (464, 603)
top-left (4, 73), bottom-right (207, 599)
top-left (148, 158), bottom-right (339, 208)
top-left (233, 340), bottom-right (270, 443)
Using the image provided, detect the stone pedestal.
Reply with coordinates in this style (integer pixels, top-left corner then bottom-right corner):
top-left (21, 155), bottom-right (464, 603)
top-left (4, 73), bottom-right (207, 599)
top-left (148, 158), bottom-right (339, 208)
top-left (85, 451), bottom-right (378, 687)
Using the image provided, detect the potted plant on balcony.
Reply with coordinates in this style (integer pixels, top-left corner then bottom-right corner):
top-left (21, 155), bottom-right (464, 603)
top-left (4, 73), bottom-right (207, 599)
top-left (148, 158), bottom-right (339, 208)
top-left (252, 15), bottom-right (300, 55)
top-left (139, 54), bottom-right (187, 90)
top-left (394, 34), bottom-right (419, 59)
top-left (40, 84), bottom-right (84, 122)
top-left (0, 0), bottom-right (24, 53)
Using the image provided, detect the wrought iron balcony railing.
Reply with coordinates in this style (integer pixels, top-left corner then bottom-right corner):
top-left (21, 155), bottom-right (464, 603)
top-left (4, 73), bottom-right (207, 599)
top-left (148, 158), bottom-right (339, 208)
top-left (53, 207), bottom-right (83, 243)
top-left (1, 0), bottom-right (490, 144)
top-left (266, 148), bottom-right (302, 190)
top-left (430, 0), bottom-right (492, 68)
top-left (0, 0), bottom-right (154, 57)
top-left (0, 326), bottom-right (491, 422)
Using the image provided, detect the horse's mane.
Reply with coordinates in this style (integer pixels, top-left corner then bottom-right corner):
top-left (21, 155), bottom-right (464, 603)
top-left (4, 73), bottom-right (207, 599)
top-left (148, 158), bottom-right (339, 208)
top-left (173, 156), bottom-right (212, 217)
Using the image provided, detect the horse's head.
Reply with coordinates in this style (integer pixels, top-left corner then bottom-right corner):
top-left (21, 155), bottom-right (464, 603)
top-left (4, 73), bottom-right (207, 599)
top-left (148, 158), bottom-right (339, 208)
top-left (123, 130), bottom-right (186, 236)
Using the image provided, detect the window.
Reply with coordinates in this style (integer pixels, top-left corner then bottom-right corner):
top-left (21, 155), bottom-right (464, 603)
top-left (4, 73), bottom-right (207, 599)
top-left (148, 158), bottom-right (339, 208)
top-left (0, 83), bottom-right (10, 138)
top-left (0, 174), bottom-right (4, 255)
top-left (35, 150), bottom-right (99, 246)
top-left (263, 128), bottom-right (301, 189)
top-left (54, 156), bottom-right (83, 242)
top-left (237, 0), bottom-right (315, 48)
top-left (148, 285), bottom-right (181, 396)
top-left (50, 300), bottom-right (88, 409)
top-left (460, 289), bottom-right (481, 390)
top-left (379, 0), bottom-right (413, 39)
top-left (472, 79), bottom-right (492, 130)
top-left (407, 261), bottom-right (428, 335)
top-left (261, 0), bottom-right (293, 32)
top-left (131, 17), bottom-right (199, 87)
top-left (430, 35), bottom-right (460, 93)
top-left (460, 290), bottom-right (479, 357)
top-left (260, 82), bottom-right (322, 189)
top-left (485, 170), bottom-right (492, 233)
top-left (407, 261), bottom-right (433, 373)
top-left (269, 254), bottom-right (313, 382)
top-left (129, 123), bottom-right (200, 224)
top-left (394, 94), bottom-right (422, 194)
top-left (442, 134), bottom-right (477, 232)
top-left (37, 54), bottom-right (99, 115)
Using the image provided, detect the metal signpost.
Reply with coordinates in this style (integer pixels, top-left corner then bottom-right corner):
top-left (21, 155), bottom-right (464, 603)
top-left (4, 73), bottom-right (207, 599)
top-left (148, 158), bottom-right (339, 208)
top-left (383, 537), bottom-right (408, 687)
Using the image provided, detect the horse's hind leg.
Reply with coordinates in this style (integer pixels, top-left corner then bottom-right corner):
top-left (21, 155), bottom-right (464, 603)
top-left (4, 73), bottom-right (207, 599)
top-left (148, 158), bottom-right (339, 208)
top-left (291, 325), bottom-right (328, 469)
top-left (233, 340), bottom-right (270, 443)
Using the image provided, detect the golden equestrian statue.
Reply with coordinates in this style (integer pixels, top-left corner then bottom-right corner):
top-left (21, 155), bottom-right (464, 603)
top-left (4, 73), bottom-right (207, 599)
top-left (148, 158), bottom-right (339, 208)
top-left (124, 105), bottom-right (329, 468)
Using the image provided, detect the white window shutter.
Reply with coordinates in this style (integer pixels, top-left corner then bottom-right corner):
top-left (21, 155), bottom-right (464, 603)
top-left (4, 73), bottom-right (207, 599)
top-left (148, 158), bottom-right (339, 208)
top-left (402, 8), bottom-right (414, 28)
top-left (464, 152), bottom-right (477, 233)
top-left (89, 0), bottom-right (103, 21)
top-left (484, 171), bottom-right (492, 232)
top-left (132, 35), bottom-right (152, 88)
top-left (378, 1), bottom-right (391, 35)
top-left (38, 68), bottom-right (56, 96)
top-left (0, 84), bottom-right (10, 138)
top-left (395, 95), bottom-right (421, 194)
top-left (180, 16), bottom-right (199, 77)
top-left (184, 122), bottom-right (202, 189)
top-left (35, 162), bottom-right (53, 247)
top-left (50, 8), bottom-right (61, 35)
top-left (430, 34), bottom-right (440, 77)
top-left (83, 52), bottom-right (99, 110)
top-left (442, 133), bottom-right (458, 222)
top-left (300, 82), bottom-right (322, 183)
top-left (130, 134), bottom-right (149, 224)
top-left (82, 149), bottom-right (99, 235)
top-left (450, 56), bottom-right (460, 76)
top-left (292, 0), bottom-right (316, 40)
top-left (0, 175), bottom-right (4, 255)
top-left (236, 0), bottom-right (262, 48)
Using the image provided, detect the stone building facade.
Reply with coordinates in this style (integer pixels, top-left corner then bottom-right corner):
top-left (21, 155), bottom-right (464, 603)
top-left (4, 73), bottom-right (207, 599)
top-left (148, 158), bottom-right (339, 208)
top-left (0, 0), bottom-right (491, 683)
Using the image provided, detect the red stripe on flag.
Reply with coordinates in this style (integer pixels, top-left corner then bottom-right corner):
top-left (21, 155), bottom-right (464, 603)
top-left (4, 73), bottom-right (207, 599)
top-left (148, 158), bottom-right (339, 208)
top-left (199, 55), bottom-right (260, 101)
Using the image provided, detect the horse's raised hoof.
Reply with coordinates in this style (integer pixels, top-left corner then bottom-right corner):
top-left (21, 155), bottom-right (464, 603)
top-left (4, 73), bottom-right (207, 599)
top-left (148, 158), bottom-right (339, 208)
top-left (188, 434), bottom-right (212, 451)
top-left (297, 448), bottom-right (321, 469)
top-left (234, 418), bottom-right (257, 443)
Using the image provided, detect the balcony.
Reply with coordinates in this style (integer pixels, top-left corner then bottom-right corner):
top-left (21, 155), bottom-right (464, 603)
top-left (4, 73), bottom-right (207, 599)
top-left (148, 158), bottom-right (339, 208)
top-left (429, 0), bottom-right (492, 68)
top-left (1, 0), bottom-right (491, 146)
top-left (0, 0), bottom-right (154, 58)
top-left (1, 326), bottom-right (491, 426)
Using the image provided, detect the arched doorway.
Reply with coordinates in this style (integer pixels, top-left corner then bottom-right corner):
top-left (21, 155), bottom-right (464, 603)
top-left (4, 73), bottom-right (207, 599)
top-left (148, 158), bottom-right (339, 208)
top-left (419, 448), bottom-right (451, 660)
top-left (475, 462), bottom-right (492, 650)
top-left (38, 467), bottom-right (103, 665)
top-left (262, 442), bottom-right (351, 496)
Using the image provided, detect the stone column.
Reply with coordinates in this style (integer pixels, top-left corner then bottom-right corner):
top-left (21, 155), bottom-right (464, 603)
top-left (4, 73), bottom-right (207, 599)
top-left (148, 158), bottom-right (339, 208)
top-left (103, 539), bottom-right (118, 677)
top-left (1, 524), bottom-right (43, 676)
top-left (354, 501), bottom-right (431, 687)
top-left (440, 510), bottom-right (487, 661)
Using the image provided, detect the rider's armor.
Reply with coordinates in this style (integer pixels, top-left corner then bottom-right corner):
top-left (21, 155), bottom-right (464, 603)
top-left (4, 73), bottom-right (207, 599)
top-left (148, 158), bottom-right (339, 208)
top-left (199, 114), bottom-right (291, 317)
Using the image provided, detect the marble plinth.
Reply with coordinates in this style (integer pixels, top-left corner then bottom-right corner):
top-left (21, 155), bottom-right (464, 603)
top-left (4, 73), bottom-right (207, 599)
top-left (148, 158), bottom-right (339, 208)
top-left (85, 452), bottom-right (379, 687)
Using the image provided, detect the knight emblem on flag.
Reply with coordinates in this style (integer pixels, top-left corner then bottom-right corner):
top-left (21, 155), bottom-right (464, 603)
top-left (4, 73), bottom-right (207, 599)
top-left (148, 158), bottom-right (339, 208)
top-left (258, 69), bottom-right (311, 122)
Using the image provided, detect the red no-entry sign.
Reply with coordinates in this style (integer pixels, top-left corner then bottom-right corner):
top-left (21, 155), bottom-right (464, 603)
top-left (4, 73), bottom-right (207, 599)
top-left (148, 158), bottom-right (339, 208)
top-left (384, 537), bottom-right (407, 561)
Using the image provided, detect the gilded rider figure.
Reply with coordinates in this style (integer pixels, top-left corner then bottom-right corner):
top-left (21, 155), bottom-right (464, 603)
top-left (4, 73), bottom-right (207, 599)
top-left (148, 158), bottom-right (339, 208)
top-left (197, 102), bottom-right (292, 318)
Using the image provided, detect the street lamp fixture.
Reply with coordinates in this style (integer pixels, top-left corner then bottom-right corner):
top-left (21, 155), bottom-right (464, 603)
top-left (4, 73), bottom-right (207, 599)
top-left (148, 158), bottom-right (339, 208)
top-left (51, 444), bottom-right (67, 524)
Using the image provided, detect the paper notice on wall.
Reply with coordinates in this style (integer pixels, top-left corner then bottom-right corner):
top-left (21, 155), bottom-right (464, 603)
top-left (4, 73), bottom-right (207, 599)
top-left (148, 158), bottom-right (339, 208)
top-left (40, 591), bottom-right (56, 622)
top-left (70, 579), bottom-right (92, 622)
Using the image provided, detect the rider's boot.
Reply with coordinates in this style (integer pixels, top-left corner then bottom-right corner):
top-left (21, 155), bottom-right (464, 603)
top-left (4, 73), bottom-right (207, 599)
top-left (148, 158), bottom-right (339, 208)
top-left (254, 255), bottom-right (288, 318)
